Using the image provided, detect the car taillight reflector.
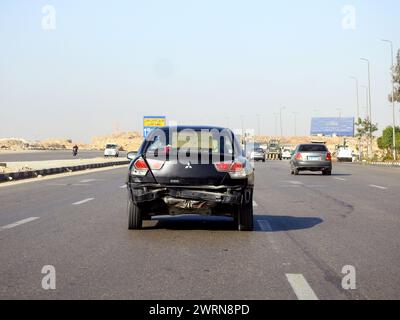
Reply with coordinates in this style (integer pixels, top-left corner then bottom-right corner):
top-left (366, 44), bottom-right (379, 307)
top-left (326, 152), bottom-right (332, 161)
top-left (214, 162), bottom-right (232, 172)
top-left (230, 162), bottom-right (244, 172)
top-left (133, 158), bottom-right (165, 171)
top-left (295, 153), bottom-right (303, 161)
top-left (214, 161), bottom-right (246, 179)
top-left (133, 158), bottom-right (148, 170)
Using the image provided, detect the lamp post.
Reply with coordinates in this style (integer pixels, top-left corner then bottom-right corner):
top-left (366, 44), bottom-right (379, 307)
top-left (292, 112), bottom-right (298, 136)
top-left (349, 76), bottom-right (360, 121)
top-left (256, 114), bottom-right (261, 137)
top-left (337, 108), bottom-right (342, 118)
top-left (279, 106), bottom-right (286, 137)
top-left (273, 113), bottom-right (279, 136)
top-left (381, 39), bottom-right (397, 161)
top-left (361, 58), bottom-right (373, 157)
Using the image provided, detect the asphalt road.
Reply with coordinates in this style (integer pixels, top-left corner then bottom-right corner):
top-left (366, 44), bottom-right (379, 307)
top-left (0, 161), bottom-right (399, 299)
top-left (0, 150), bottom-right (127, 162)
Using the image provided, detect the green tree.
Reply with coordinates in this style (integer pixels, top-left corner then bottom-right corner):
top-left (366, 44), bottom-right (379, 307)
top-left (378, 126), bottom-right (400, 153)
top-left (389, 49), bottom-right (400, 103)
top-left (355, 118), bottom-right (378, 139)
top-left (355, 118), bottom-right (378, 159)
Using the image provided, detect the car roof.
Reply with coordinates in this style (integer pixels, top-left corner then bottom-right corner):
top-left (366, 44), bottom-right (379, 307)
top-left (156, 125), bottom-right (229, 131)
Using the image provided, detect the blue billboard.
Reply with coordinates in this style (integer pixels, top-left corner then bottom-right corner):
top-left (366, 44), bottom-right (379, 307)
top-left (310, 117), bottom-right (355, 137)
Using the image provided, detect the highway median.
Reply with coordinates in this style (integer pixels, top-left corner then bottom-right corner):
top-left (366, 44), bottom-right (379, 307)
top-left (0, 157), bottom-right (130, 183)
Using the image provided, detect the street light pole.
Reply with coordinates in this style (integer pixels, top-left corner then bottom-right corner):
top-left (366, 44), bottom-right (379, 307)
top-left (361, 58), bottom-right (373, 157)
top-left (361, 85), bottom-right (369, 118)
top-left (256, 114), bottom-right (261, 137)
top-left (292, 112), bottom-right (298, 136)
top-left (279, 107), bottom-right (285, 137)
top-left (381, 39), bottom-right (397, 161)
top-left (350, 76), bottom-right (360, 121)
top-left (273, 113), bottom-right (278, 136)
top-left (337, 108), bottom-right (342, 118)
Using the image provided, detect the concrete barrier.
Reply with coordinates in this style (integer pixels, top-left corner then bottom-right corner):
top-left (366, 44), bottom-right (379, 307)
top-left (352, 161), bottom-right (400, 168)
top-left (0, 160), bottom-right (130, 183)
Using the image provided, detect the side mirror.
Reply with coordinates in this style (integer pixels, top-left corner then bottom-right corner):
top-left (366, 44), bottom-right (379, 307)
top-left (127, 151), bottom-right (137, 160)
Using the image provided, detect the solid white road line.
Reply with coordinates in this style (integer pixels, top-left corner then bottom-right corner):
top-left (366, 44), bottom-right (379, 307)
top-left (72, 198), bottom-right (95, 205)
top-left (0, 217), bottom-right (40, 231)
top-left (368, 184), bottom-right (387, 190)
top-left (286, 274), bottom-right (319, 300)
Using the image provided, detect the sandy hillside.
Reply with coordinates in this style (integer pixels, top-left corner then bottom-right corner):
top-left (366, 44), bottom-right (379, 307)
top-left (90, 131), bottom-right (143, 151)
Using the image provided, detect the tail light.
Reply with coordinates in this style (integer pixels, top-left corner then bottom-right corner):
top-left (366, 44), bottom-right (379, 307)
top-left (295, 153), bottom-right (303, 161)
top-left (131, 157), bottom-right (165, 176)
top-left (326, 152), bottom-right (332, 161)
top-left (214, 161), bottom-right (246, 179)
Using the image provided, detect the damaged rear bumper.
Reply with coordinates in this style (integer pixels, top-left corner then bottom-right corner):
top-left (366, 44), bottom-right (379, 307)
top-left (127, 183), bottom-right (243, 205)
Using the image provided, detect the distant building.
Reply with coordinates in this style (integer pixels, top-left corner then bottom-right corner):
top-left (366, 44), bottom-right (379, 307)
top-left (310, 117), bottom-right (355, 137)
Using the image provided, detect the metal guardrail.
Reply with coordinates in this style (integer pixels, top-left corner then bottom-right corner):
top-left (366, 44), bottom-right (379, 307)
top-left (0, 160), bottom-right (130, 183)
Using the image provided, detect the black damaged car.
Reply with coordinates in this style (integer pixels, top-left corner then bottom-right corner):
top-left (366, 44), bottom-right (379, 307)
top-left (126, 126), bottom-right (255, 231)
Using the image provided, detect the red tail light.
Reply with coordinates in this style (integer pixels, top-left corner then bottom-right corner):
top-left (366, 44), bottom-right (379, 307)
top-left (214, 161), bottom-right (243, 172)
top-left (214, 162), bottom-right (232, 172)
top-left (326, 152), bottom-right (332, 161)
top-left (214, 161), bottom-right (246, 179)
top-left (133, 158), bottom-right (148, 170)
top-left (230, 162), bottom-right (244, 172)
top-left (295, 153), bottom-right (303, 161)
top-left (133, 158), bottom-right (165, 171)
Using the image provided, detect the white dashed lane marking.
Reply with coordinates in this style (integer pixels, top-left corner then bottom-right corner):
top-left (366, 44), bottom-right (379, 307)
top-left (253, 201), bottom-right (258, 207)
top-left (0, 217), bottom-right (40, 231)
top-left (334, 178), bottom-right (346, 181)
top-left (72, 198), bottom-right (95, 205)
top-left (368, 184), bottom-right (387, 190)
top-left (79, 179), bottom-right (96, 183)
top-left (286, 274), bottom-right (319, 300)
top-left (120, 185), bottom-right (127, 189)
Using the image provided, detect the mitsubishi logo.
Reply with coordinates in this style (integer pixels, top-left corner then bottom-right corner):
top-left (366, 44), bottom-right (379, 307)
top-left (185, 162), bottom-right (193, 169)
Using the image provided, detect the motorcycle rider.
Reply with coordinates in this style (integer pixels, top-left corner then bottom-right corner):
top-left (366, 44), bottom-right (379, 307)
top-left (72, 144), bottom-right (79, 156)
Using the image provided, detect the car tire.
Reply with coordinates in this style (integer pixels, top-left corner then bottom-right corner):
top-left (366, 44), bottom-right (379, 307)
top-left (128, 198), bottom-right (143, 230)
top-left (323, 169), bottom-right (332, 176)
top-left (237, 189), bottom-right (254, 231)
top-left (294, 168), bottom-right (299, 175)
top-left (290, 169), bottom-right (294, 175)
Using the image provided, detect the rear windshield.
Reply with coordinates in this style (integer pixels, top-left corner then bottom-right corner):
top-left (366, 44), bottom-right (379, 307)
top-left (106, 144), bottom-right (117, 149)
top-left (298, 144), bottom-right (327, 152)
top-left (144, 128), bottom-right (240, 156)
top-left (254, 148), bottom-right (264, 152)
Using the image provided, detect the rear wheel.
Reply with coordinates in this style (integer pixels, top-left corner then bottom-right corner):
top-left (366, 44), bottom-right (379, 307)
top-left (294, 168), bottom-right (299, 175)
top-left (237, 189), bottom-right (254, 231)
top-left (128, 198), bottom-right (143, 230)
top-left (322, 169), bottom-right (332, 176)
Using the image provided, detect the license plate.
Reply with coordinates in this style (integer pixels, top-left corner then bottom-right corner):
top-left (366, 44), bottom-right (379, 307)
top-left (308, 156), bottom-right (320, 161)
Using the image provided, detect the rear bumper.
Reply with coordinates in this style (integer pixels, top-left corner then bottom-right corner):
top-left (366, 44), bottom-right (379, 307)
top-left (293, 160), bottom-right (332, 170)
top-left (127, 183), bottom-right (244, 205)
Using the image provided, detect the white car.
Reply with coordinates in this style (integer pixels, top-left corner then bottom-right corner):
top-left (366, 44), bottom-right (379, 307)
top-left (104, 144), bottom-right (119, 157)
top-left (282, 148), bottom-right (292, 160)
top-left (337, 147), bottom-right (353, 162)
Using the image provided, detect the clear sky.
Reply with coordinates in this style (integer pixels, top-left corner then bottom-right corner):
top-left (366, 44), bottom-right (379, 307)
top-left (1, 0), bottom-right (399, 142)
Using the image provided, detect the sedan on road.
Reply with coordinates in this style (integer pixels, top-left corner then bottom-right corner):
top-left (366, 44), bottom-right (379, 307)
top-left (126, 126), bottom-right (255, 231)
top-left (290, 144), bottom-right (332, 175)
top-left (249, 148), bottom-right (266, 162)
